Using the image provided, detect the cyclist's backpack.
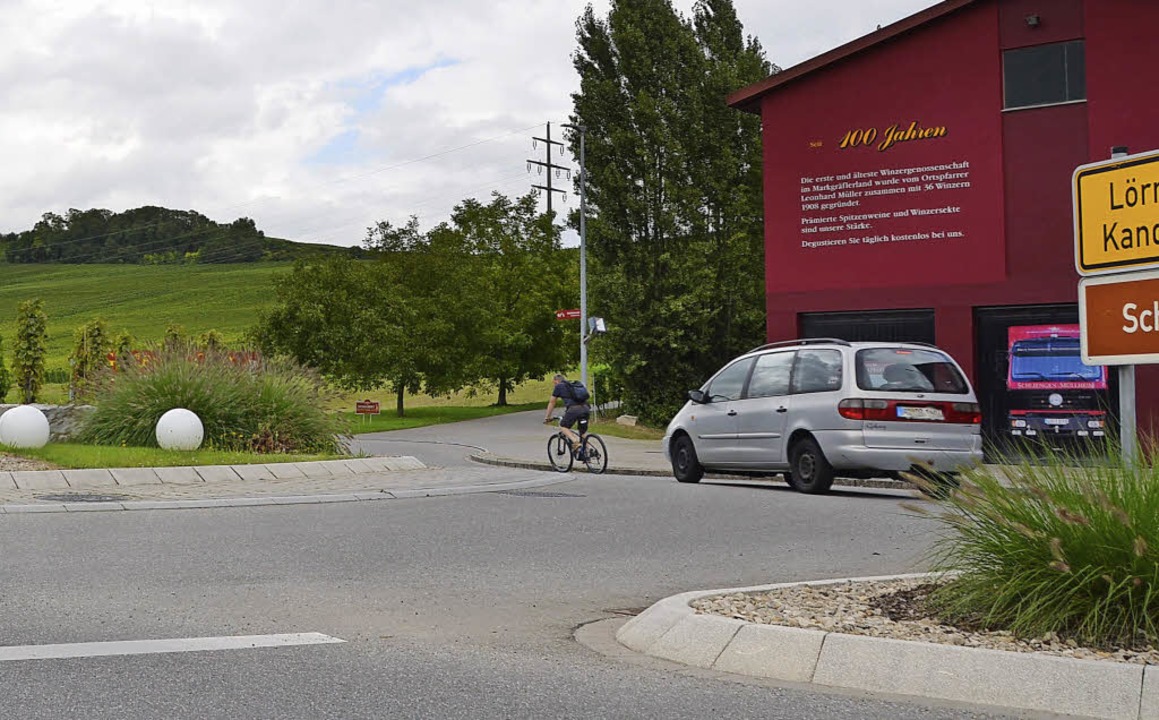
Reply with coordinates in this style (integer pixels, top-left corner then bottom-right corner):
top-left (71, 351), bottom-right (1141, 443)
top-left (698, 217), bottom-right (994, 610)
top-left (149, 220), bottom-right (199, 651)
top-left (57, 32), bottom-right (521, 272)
top-left (568, 380), bottom-right (591, 403)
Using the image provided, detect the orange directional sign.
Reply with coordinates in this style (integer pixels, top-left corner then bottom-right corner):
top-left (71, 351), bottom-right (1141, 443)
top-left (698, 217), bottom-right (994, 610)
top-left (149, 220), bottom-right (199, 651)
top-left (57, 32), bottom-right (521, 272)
top-left (1074, 148), bottom-right (1159, 275)
top-left (1079, 268), bottom-right (1159, 364)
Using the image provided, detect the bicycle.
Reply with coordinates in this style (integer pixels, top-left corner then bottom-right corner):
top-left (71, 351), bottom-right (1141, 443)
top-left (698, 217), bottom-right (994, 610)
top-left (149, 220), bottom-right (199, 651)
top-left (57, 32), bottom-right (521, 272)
top-left (547, 416), bottom-right (608, 474)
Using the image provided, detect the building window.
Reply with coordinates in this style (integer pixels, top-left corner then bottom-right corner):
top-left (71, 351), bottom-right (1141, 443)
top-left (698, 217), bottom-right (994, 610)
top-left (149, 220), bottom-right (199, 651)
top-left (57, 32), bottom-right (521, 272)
top-left (1003, 40), bottom-right (1085, 110)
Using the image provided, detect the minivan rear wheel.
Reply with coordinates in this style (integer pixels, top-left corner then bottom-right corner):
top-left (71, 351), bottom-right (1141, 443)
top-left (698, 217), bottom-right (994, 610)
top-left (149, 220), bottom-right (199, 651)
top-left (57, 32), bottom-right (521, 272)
top-left (671, 435), bottom-right (704, 484)
top-left (788, 438), bottom-right (834, 494)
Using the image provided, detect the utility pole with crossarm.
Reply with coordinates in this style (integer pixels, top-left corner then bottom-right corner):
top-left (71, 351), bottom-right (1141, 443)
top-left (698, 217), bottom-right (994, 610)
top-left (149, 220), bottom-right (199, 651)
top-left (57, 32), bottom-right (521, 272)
top-left (527, 121), bottom-right (570, 220)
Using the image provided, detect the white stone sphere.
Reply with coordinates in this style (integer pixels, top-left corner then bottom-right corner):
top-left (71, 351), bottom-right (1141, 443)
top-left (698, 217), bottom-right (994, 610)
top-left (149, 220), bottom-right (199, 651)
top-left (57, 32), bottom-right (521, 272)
top-left (155, 408), bottom-right (204, 451)
top-left (0, 405), bottom-right (51, 449)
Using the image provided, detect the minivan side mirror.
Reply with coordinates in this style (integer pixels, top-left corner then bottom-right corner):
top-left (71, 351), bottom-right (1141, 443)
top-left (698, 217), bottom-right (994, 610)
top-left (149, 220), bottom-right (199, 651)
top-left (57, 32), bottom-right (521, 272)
top-left (687, 389), bottom-right (708, 404)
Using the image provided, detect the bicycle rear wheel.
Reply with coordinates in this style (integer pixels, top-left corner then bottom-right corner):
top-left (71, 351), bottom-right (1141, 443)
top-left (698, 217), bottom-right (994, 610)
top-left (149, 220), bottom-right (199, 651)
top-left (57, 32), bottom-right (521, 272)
top-left (581, 434), bottom-right (608, 474)
top-left (547, 433), bottom-right (574, 472)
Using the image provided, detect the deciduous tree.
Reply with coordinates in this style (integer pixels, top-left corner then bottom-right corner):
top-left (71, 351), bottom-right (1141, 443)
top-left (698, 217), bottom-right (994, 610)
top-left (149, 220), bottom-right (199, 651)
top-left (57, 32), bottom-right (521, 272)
top-left (446, 192), bottom-right (576, 405)
top-left (254, 257), bottom-right (425, 417)
top-left (256, 192), bottom-right (578, 415)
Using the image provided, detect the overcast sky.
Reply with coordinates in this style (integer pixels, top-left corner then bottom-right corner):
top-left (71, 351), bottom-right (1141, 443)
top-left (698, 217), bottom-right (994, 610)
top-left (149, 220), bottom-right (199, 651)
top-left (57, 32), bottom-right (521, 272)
top-left (0, 0), bottom-right (936, 247)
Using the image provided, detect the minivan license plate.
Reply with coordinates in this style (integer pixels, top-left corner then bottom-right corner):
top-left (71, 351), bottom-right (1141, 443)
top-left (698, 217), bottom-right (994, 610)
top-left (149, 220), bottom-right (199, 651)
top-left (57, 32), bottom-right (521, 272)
top-left (898, 405), bottom-right (944, 421)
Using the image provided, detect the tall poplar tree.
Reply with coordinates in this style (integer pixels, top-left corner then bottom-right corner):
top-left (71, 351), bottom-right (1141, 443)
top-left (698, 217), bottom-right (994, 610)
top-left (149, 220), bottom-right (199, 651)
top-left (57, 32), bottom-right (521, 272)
top-left (571, 0), bottom-right (774, 425)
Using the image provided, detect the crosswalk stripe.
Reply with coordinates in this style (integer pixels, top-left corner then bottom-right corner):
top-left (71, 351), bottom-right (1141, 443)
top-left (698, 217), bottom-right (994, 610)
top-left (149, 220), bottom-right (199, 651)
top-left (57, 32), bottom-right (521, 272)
top-left (0, 632), bottom-right (346, 661)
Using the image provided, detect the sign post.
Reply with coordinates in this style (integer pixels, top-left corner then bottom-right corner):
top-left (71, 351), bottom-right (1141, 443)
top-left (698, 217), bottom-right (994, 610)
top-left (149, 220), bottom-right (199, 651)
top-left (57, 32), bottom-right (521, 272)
top-left (1073, 146), bottom-right (1159, 462)
top-left (355, 400), bottom-right (380, 425)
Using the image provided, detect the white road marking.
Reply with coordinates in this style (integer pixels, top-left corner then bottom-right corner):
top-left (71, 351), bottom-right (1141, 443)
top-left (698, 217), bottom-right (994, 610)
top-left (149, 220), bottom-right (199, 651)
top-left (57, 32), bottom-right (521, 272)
top-left (0, 632), bottom-right (346, 662)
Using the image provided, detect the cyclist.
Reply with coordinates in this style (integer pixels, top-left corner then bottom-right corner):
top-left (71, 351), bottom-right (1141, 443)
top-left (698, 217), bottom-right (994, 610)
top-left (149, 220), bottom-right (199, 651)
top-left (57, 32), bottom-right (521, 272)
top-left (543, 373), bottom-right (590, 451)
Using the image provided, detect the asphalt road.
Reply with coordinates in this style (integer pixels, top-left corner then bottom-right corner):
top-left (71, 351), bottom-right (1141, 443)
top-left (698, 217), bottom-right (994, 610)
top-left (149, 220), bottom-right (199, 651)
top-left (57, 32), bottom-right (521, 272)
top-left (0, 430), bottom-right (1021, 719)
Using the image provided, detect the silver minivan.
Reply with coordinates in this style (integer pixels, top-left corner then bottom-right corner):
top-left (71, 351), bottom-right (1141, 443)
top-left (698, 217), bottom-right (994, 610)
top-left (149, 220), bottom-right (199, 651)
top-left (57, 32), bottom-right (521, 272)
top-left (661, 339), bottom-right (984, 493)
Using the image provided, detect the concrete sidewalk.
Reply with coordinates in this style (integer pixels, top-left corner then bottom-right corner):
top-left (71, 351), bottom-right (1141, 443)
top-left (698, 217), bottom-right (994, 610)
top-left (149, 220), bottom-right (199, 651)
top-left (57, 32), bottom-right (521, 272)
top-left (0, 454), bottom-right (570, 513)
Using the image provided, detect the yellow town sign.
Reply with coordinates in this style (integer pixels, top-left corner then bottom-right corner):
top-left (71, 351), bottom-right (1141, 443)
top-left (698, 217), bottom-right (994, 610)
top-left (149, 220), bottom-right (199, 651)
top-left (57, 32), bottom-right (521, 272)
top-left (1074, 149), bottom-right (1159, 276)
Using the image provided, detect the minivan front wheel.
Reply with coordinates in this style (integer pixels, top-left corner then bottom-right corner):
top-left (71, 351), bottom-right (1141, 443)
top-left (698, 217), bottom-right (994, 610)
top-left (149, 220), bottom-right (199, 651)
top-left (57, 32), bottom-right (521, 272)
top-left (788, 438), bottom-right (834, 494)
top-left (671, 435), bottom-right (704, 484)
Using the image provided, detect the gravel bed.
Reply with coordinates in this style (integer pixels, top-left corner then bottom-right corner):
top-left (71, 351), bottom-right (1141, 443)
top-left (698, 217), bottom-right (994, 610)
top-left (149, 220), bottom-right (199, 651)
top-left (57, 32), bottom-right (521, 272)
top-left (0, 453), bottom-right (59, 471)
top-left (692, 577), bottom-right (1159, 666)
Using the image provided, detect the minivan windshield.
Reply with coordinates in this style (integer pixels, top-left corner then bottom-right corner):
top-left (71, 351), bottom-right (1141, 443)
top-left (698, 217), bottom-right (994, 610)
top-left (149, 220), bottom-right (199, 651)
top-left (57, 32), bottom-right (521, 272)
top-left (856, 348), bottom-right (969, 394)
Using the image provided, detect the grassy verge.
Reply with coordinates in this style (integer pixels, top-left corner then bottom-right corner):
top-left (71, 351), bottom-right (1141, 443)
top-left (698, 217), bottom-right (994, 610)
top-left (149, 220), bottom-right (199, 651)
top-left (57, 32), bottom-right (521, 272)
top-left (2, 443), bottom-right (336, 470)
top-left (588, 417), bottom-right (665, 441)
top-left (344, 402), bottom-right (543, 433)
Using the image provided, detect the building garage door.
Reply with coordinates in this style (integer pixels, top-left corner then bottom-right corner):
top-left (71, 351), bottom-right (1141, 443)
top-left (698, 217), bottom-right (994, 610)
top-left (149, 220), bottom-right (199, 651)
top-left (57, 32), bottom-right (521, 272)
top-left (975, 304), bottom-right (1116, 457)
top-left (800, 309), bottom-right (935, 344)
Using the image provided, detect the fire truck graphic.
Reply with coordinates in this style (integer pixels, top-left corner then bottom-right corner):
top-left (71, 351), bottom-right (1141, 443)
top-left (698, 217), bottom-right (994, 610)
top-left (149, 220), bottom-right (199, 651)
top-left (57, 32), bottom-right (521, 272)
top-left (1006, 324), bottom-right (1107, 438)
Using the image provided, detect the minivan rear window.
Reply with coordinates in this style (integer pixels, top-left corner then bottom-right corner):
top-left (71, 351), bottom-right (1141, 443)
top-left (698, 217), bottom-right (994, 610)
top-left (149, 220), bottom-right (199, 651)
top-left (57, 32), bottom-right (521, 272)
top-left (856, 348), bottom-right (969, 394)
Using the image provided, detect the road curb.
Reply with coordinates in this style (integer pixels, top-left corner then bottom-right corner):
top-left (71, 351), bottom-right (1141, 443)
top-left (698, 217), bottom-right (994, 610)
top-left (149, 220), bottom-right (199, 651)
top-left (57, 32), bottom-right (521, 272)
top-left (0, 456), bottom-right (427, 491)
top-left (470, 452), bottom-right (917, 491)
top-left (617, 574), bottom-right (1157, 720)
top-left (469, 452), bottom-right (669, 476)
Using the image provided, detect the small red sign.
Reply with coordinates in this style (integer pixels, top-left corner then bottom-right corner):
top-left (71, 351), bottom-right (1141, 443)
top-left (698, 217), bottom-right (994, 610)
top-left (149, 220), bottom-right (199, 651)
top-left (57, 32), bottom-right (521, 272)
top-left (355, 400), bottom-right (380, 415)
top-left (555, 309), bottom-right (581, 320)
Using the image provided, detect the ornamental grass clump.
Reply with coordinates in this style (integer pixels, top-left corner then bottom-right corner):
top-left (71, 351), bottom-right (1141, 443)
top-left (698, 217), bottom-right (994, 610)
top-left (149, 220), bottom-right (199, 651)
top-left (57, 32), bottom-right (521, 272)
top-left (78, 343), bottom-right (345, 454)
top-left (907, 444), bottom-right (1159, 650)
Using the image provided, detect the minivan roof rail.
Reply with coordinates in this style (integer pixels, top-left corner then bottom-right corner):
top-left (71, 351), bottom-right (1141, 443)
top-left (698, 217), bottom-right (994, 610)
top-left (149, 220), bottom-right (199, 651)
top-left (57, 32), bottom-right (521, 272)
top-left (747, 338), bottom-right (851, 353)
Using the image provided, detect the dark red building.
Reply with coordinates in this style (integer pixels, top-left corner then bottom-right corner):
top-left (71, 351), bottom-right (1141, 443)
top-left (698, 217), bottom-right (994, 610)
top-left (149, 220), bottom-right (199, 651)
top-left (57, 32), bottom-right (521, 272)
top-left (728, 0), bottom-right (1159, 449)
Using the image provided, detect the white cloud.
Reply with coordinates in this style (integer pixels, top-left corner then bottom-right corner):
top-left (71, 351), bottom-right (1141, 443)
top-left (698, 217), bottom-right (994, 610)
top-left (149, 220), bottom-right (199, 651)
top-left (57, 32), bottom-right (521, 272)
top-left (0, 0), bottom-right (935, 246)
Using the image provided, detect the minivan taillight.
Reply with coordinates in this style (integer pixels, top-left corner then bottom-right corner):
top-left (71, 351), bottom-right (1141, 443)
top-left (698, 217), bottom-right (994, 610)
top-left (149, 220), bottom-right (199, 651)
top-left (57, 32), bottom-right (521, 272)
top-left (947, 402), bottom-right (982, 424)
top-left (838, 398), bottom-right (890, 421)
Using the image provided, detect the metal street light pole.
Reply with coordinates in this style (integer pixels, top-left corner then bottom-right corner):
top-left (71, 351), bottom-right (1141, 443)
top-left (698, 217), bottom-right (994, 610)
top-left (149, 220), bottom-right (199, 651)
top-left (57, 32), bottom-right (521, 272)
top-left (563, 123), bottom-right (588, 388)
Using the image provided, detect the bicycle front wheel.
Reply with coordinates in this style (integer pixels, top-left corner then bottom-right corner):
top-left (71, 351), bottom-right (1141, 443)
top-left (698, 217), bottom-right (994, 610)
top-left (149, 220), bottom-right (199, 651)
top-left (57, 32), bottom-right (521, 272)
top-left (581, 434), bottom-right (608, 474)
top-left (547, 433), bottom-right (574, 472)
